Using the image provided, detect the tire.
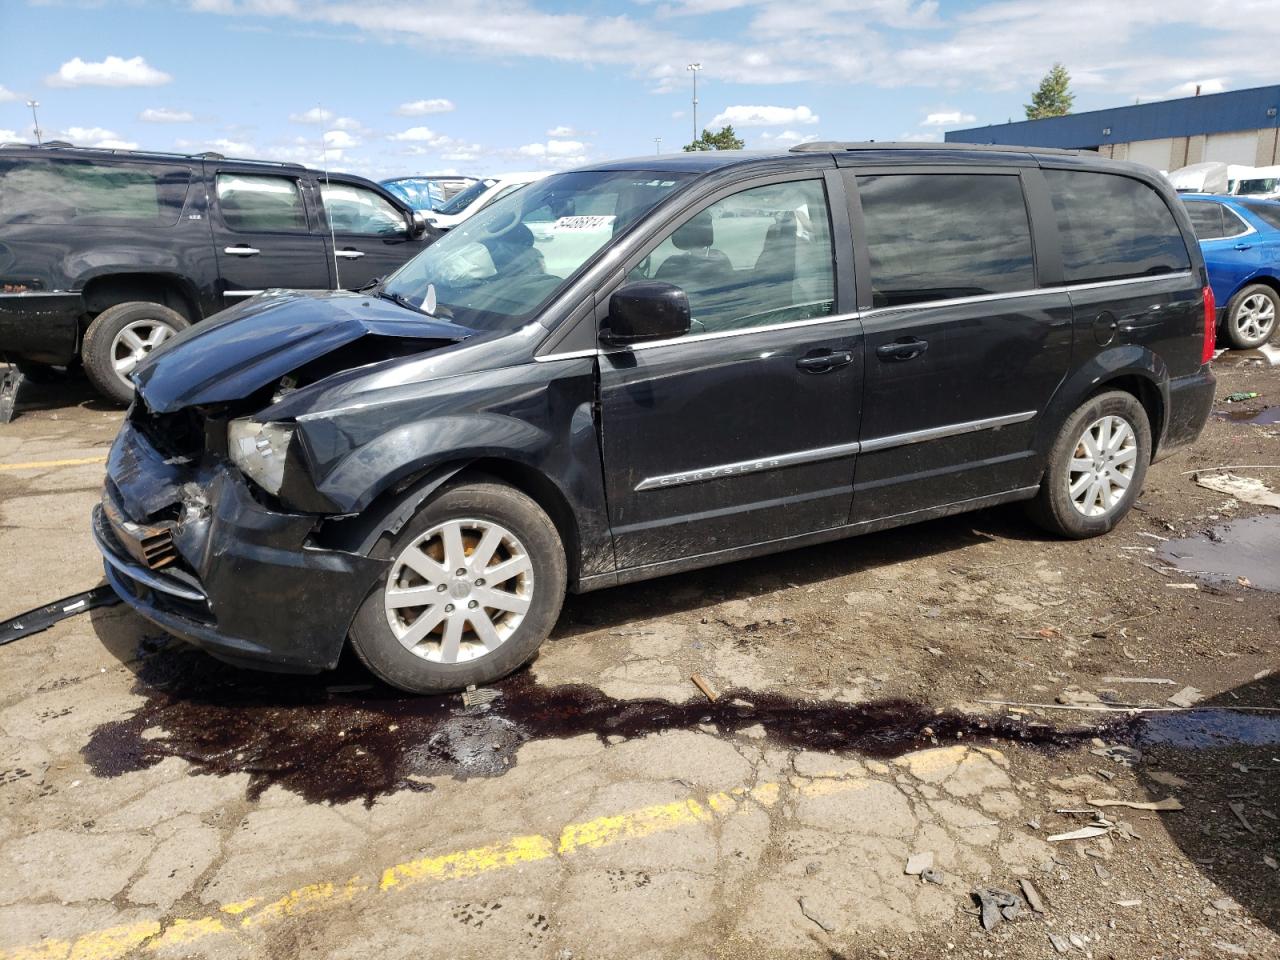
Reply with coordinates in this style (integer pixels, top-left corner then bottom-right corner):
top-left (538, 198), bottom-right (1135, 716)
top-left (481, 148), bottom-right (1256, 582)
top-left (1223, 284), bottom-right (1278, 350)
top-left (1027, 390), bottom-right (1151, 539)
top-left (82, 301), bottom-right (190, 405)
top-left (349, 480), bottom-right (567, 694)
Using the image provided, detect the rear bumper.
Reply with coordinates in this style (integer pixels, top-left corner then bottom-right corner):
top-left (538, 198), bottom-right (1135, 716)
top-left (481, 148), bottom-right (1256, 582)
top-left (0, 292), bottom-right (82, 365)
top-left (95, 422), bottom-right (386, 673)
top-left (1154, 364), bottom-right (1215, 462)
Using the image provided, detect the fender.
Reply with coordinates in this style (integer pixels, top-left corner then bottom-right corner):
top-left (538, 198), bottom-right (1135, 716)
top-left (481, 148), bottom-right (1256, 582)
top-left (1033, 344), bottom-right (1169, 459)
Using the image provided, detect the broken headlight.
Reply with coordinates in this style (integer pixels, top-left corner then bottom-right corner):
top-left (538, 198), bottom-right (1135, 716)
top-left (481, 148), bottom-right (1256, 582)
top-left (228, 418), bottom-right (295, 496)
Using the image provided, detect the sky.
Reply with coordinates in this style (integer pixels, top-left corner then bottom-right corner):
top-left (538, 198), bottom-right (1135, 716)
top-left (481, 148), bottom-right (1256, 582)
top-left (2, 0), bottom-right (1279, 181)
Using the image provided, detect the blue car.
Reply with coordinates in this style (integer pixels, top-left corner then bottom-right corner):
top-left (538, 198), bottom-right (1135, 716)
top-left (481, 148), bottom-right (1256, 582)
top-left (382, 175), bottom-right (479, 213)
top-left (1181, 193), bottom-right (1280, 349)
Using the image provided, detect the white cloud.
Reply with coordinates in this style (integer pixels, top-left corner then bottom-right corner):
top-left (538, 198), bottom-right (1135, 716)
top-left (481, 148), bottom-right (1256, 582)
top-left (389, 125), bottom-right (448, 144)
top-left (898, 131), bottom-right (942, 142)
top-left (0, 129), bottom-right (24, 142)
top-left (330, 116), bottom-right (365, 131)
top-left (1168, 78), bottom-right (1228, 96)
top-left (47, 55), bottom-right (170, 88)
top-left (0, 86), bottom-right (18, 103)
top-left (290, 107), bottom-right (334, 124)
top-left (517, 138), bottom-right (587, 157)
top-left (60, 126), bottom-right (140, 149)
top-left (323, 129), bottom-right (359, 149)
top-left (140, 107), bottom-right (193, 123)
top-left (921, 111), bottom-right (976, 127)
top-left (710, 105), bottom-right (819, 128)
top-left (177, 137), bottom-right (257, 157)
top-left (546, 124), bottom-right (589, 137)
top-left (396, 98), bottom-right (455, 116)
top-left (759, 129), bottom-right (818, 145)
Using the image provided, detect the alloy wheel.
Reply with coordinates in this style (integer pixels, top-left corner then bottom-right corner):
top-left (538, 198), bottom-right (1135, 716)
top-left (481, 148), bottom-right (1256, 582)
top-left (110, 318), bottom-right (178, 389)
top-left (1233, 293), bottom-right (1276, 344)
top-left (1066, 415), bottom-right (1138, 518)
top-left (383, 518), bottom-right (534, 663)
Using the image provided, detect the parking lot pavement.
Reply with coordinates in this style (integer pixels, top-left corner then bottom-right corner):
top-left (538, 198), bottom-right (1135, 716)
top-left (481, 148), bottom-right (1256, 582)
top-left (1, 357), bottom-right (1278, 960)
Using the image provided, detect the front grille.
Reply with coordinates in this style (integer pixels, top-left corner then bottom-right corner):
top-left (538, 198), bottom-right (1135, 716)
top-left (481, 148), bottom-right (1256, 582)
top-left (131, 404), bottom-right (207, 460)
top-left (102, 490), bottom-right (178, 570)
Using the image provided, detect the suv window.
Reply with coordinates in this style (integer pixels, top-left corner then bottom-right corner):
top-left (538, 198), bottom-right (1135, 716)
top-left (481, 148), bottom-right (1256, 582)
top-left (1044, 170), bottom-right (1191, 283)
top-left (1184, 200), bottom-right (1225, 240)
top-left (857, 173), bottom-right (1034, 308)
top-left (1221, 205), bottom-right (1250, 237)
top-left (216, 173), bottom-right (308, 233)
top-left (1241, 200), bottom-right (1280, 231)
top-left (629, 179), bottom-right (835, 334)
top-left (321, 182), bottom-right (407, 236)
top-left (0, 157), bottom-right (190, 226)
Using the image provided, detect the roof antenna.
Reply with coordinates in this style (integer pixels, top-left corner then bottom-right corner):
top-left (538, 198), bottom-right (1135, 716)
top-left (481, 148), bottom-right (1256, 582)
top-left (319, 105), bottom-right (340, 290)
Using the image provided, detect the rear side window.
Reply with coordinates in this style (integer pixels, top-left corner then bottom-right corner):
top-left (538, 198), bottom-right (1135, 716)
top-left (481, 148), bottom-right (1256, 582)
top-left (1184, 201), bottom-right (1225, 240)
top-left (1044, 170), bottom-right (1190, 283)
top-left (0, 158), bottom-right (190, 226)
top-left (1241, 200), bottom-right (1280, 231)
top-left (856, 173), bottom-right (1035, 308)
top-left (217, 173), bottom-right (308, 233)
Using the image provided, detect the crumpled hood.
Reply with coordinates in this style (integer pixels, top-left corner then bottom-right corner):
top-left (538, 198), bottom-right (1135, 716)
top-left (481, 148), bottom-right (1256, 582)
top-left (133, 290), bottom-right (469, 413)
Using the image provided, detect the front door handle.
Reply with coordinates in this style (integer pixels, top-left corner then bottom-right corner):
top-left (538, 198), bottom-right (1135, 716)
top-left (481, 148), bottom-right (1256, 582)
top-left (224, 245), bottom-right (260, 257)
top-left (796, 350), bottom-right (854, 373)
top-left (876, 338), bottom-right (929, 362)
top-left (336, 249), bottom-right (366, 259)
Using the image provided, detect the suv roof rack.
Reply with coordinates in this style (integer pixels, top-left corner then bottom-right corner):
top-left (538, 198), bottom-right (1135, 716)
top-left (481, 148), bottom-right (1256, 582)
top-left (0, 142), bottom-right (307, 169)
top-left (789, 141), bottom-right (1085, 157)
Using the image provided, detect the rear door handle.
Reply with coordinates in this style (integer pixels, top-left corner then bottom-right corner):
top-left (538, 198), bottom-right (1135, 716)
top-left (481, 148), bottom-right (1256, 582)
top-left (336, 249), bottom-right (365, 259)
top-left (796, 350), bottom-right (854, 373)
top-left (1234, 243), bottom-right (1253, 250)
top-left (876, 339), bottom-right (929, 362)
top-left (224, 245), bottom-right (260, 257)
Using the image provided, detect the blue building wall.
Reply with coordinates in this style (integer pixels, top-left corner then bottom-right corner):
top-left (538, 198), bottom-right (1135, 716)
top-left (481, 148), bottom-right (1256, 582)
top-left (947, 85), bottom-right (1280, 149)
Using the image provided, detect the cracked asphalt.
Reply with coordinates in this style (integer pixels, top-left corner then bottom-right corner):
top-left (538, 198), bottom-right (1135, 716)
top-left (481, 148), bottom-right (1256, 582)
top-left (1, 355), bottom-right (1278, 960)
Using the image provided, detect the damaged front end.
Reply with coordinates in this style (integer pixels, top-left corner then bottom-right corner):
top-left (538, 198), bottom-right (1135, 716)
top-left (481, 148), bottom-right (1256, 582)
top-left (92, 290), bottom-right (472, 672)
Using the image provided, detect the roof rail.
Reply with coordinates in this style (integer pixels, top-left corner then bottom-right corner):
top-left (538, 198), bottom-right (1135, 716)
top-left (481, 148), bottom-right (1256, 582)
top-left (0, 141), bottom-right (307, 168)
top-left (790, 140), bottom-right (1085, 157)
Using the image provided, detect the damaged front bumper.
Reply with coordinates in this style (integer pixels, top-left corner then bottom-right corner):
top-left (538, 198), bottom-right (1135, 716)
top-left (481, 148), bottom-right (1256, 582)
top-left (94, 420), bottom-right (386, 673)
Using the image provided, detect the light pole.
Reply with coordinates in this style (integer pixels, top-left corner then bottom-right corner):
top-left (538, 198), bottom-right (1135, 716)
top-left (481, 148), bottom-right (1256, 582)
top-left (26, 100), bottom-right (41, 145)
top-left (686, 63), bottom-right (702, 143)
top-left (653, 136), bottom-right (662, 155)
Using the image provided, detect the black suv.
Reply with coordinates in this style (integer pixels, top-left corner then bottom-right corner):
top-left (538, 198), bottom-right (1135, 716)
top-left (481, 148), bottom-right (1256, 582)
top-left (0, 144), bottom-right (437, 402)
top-left (94, 144), bottom-right (1215, 693)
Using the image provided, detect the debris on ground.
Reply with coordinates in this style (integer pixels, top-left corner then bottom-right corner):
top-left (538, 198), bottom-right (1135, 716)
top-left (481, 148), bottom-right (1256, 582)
top-left (0, 365), bottom-right (27, 423)
top-left (904, 852), bottom-right (934, 876)
top-left (1263, 855), bottom-right (1278, 870)
top-left (797, 896), bottom-right (836, 933)
top-left (1048, 820), bottom-right (1113, 842)
top-left (972, 888), bottom-right (1024, 931)
top-left (1091, 743), bottom-right (1143, 766)
top-left (1086, 797), bottom-right (1184, 812)
top-left (461, 684), bottom-right (502, 708)
top-left (1101, 676), bottom-right (1176, 685)
top-left (690, 674), bottom-right (718, 702)
top-left (1167, 686), bottom-right (1205, 708)
top-left (1222, 391), bottom-right (1260, 402)
top-left (1, 585), bottom-right (121, 644)
top-left (1228, 802), bottom-right (1257, 834)
top-left (1193, 472), bottom-right (1280, 508)
top-left (1019, 878), bottom-right (1046, 913)
top-left (921, 867), bottom-right (944, 885)
top-left (1048, 933), bottom-right (1071, 954)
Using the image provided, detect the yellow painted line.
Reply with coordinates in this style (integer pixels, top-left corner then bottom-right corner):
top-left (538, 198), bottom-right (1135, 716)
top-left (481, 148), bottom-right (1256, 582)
top-left (0, 748), bottom-right (993, 960)
top-left (0, 455), bottom-right (107, 472)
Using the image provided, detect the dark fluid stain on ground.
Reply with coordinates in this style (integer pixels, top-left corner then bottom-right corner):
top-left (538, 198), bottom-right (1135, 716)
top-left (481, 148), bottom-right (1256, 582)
top-left (1212, 404), bottom-right (1280, 424)
top-left (1158, 515), bottom-right (1280, 592)
top-left (84, 644), bottom-right (1111, 807)
top-left (1137, 708), bottom-right (1280, 749)
top-left (1213, 347), bottom-right (1277, 368)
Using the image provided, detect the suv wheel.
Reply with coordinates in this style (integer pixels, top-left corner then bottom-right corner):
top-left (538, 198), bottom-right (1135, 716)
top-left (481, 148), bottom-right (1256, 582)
top-left (1027, 390), bottom-right (1151, 539)
top-left (82, 302), bottom-right (190, 405)
top-left (349, 481), bottom-right (567, 694)
top-left (1223, 284), bottom-right (1277, 350)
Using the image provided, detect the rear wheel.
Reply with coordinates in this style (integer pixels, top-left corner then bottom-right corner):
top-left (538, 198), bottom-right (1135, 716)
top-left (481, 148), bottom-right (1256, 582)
top-left (1027, 390), bottom-right (1151, 539)
top-left (349, 481), bottom-right (567, 694)
top-left (82, 301), bottom-right (189, 405)
top-left (1223, 284), bottom-right (1277, 349)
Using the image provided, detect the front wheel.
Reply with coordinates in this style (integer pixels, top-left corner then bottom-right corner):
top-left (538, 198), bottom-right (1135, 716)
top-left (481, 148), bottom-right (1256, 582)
top-left (1223, 284), bottom-right (1278, 350)
top-left (349, 481), bottom-right (567, 694)
top-left (82, 301), bottom-right (190, 405)
top-left (1027, 391), bottom-right (1151, 539)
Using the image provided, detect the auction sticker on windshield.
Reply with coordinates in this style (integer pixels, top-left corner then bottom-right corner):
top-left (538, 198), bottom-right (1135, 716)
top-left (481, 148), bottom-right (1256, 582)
top-left (554, 215), bottom-right (615, 231)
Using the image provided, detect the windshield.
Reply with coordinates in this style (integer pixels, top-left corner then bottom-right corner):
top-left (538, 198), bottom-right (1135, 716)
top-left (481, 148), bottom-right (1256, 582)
top-left (384, 178), bottom-right (444, 211)
top-left (1238, 178), bottom-right (1280, 196)
top-left (383, 169), bottom-right (694, 331)
top-left (436, 178), bottom-right (497, 216)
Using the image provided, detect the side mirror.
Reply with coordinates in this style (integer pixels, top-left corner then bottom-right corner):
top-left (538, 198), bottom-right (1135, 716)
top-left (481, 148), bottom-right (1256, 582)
top-left (602, 281), bottom-right (691, 345)
top-left (409, 210), bottom-right (429, 239)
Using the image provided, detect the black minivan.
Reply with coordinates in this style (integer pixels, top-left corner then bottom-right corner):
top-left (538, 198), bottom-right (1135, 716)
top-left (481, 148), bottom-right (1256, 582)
top-left (93, 143), bottom-right (1216, 694)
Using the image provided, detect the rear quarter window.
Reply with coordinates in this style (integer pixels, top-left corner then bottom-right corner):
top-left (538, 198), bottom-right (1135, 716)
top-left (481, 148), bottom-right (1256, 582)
top-left (1241, 200), bottom-right (1280, 231)
top-left (1044, 169), bottom-right (1190, 283)
top-left (0, 157), bottom-right (191, 226)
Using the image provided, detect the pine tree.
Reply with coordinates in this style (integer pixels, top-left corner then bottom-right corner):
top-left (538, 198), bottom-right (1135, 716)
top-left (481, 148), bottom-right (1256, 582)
top-left (683, 125), bottom-right (745, 152)
top-left (1025, 64), bottom-right (1075, 120)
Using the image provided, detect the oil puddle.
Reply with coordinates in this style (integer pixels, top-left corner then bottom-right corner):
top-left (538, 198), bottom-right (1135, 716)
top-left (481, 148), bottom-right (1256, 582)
top-left (1137, 709), bottom-right (1280, 749)
top-left (1213, 344), bottom-right (1280, 367)
top-left (1212, 405), bottom-right (1280, 425)
top-left (1157, 515), bottom-right (1280, 592)
top-left (84, 644), bottom-right (1105, 807)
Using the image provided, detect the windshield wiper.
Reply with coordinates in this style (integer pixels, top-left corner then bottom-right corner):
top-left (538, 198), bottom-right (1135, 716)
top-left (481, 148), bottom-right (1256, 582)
top-left (374, 288), bottom-right (432, 317)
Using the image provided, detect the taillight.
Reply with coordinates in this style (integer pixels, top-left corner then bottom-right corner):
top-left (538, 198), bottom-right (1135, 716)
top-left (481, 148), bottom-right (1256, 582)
top-left (1201, 284), bottom-right (1216, 364)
